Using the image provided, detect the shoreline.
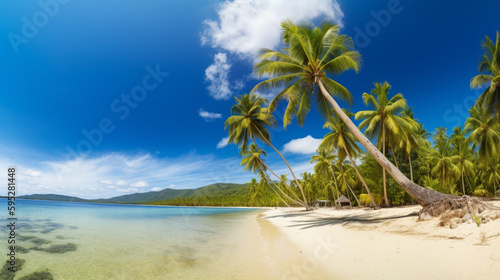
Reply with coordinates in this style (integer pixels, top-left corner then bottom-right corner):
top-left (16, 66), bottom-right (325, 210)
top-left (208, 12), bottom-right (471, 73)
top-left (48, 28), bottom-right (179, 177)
top-left (258, 203), bottom-right (500, 280)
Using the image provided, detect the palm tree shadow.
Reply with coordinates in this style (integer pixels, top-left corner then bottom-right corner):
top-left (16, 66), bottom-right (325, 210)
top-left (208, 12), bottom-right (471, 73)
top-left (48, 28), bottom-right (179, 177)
top-left (275, 211), bottom-right (418, 230)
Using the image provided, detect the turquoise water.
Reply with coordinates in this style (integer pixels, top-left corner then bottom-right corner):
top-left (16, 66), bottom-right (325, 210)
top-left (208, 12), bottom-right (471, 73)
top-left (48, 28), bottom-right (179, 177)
top-left (1, 199), bottom-right (275, 279)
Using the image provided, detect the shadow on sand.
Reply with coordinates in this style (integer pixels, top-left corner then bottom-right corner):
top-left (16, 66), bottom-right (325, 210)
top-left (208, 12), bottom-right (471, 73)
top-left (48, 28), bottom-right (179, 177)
top-left (264, 210), bottom-right (418, 230)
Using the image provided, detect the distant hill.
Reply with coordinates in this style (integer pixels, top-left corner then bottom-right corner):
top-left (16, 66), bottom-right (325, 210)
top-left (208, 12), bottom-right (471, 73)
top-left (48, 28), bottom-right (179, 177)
top-left (19, 194), bottom-right (89, 202)
top-left (19, 183), bottom-right (250, 205)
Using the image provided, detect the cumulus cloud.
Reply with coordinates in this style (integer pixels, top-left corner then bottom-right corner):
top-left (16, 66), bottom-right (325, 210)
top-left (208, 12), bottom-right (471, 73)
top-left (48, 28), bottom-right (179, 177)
top-left (116, 180), bottom-right (127, 186)
top-left (216, 137), bottom-right (230, 149)
top-left (24, 169), bottom-right (42, 177)
top-left (205, 53), bottom-right (232, 100)
top-left (201, 0), bottom-right (344, 60)
top-left (283, 135), bottom-right (322, 155)
top-left (199, 109), bottom-right (222, 122)
top-left (100, 180), bottom-right (113, 184)
top-left (130, 180), bottom-right (149, 188)
top-left (151, 187), bottom-right (161, 191)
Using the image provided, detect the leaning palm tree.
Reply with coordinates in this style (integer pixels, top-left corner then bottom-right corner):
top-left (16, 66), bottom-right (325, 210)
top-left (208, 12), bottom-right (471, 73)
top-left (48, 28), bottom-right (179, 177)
top-left (470, 31), bottom-right (500, 119)
top-left (240, 143), bottom-right (304, 206)
top-left (251, 20), bottom-right (450, 206)
top-left (225, 93), bottom-right (310, 209)
top-left (355, 82), bottom-right (418, 206)
top-left (464, 105), bottom-right (500, 164)
top-left (321, 110), bottom-right (377, 208)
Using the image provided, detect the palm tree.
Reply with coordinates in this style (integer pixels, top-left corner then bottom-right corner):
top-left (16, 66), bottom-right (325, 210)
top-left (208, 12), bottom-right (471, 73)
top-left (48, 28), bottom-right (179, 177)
top-left (251, 20), bottom-right (450, 206)
top-left (355, 82), bottom-right (418, 206)
top-left (240, 143), bottom-right (304, 206)
top-left (464, 105), bottom-right (500, 164)
top-left (470, 31), bottom-right (500, 119)
top-left (430, 128), bottom-right (459, 194)
top-left (321, 110), bottom-right (377, 208)
top-left (225, 93), bottom-right (310, 209)
top-left (310, 149), bottom-right (341, 202)
top-left (248, 178), bottom-right (261, 204)
top-left (479, 159), bottom-right (500, 196)
top-left (400, 108), bottom-right (429, 183)
top-left (450, 126), bottom-right (475, 195)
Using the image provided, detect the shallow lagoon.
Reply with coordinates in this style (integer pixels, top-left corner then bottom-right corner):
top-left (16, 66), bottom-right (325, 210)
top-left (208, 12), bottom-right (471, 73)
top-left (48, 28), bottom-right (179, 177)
top-left (1, 199), bottom-right (276, 279)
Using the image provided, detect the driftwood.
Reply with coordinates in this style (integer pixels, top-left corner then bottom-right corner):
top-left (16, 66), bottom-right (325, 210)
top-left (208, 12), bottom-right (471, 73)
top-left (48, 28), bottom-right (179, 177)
top-left (418, 196), bottom-right (500, 228)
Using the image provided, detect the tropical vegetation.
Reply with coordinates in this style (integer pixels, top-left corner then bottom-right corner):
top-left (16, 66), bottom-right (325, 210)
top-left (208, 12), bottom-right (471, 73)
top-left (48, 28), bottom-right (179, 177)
top-left (223, 21), bottom-right (500, 209)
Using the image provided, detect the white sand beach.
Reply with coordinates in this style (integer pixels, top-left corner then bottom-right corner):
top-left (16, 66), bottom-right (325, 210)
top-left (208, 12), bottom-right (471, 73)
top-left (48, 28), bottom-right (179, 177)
top-left (258, 202), bottom-right (500, 280)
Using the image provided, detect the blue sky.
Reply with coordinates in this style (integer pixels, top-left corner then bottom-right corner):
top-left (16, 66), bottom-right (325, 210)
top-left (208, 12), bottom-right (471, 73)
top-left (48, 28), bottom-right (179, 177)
top-left (0, 0), bottom-right (498, 198)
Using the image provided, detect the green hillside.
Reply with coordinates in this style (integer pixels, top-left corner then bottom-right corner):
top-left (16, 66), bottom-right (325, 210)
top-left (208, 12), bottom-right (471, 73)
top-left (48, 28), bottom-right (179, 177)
top-left (19, 194), bottom-right (89, 202)
top-left (18, 182), bottom-right (283, 206)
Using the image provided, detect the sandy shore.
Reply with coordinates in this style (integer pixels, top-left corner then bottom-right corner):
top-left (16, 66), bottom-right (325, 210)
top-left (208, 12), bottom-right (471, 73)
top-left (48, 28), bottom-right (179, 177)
top-left (258, 202), bottom-right (500, 280)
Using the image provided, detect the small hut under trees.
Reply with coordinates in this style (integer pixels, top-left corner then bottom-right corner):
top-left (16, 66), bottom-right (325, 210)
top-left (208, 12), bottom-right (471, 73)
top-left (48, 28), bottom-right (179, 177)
top-left (335, 195), bottom-right (351, 208)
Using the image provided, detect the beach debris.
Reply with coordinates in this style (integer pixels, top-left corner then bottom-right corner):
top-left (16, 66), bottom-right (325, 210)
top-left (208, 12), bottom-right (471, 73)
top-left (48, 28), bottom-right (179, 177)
top-left (461, 213), bottom-right (472, 223)
top-left (418, 196), bottom-right (500, 228)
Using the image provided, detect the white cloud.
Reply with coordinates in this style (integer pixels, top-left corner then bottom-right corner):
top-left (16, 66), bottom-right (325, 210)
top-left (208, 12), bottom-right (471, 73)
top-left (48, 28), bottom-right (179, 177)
top-left (201, 0), bottom-right (344, 60)
top-left (130, 180), bottom-right (149, 188)
top-left (199, 109), bottom-right (222, 122)
top-left (283, 135), bottom-right (322, 155)
top-left (216, 136), bottom-right (230, 149)
top-left (151, 187), bottom-right (161, 191)
top-left (116, 188), bottom-right (138, 193)
top-left (205, 53), bottom-right (232, 100)
top-left (24, 169), bottom-right (42, 177)
top-left (0, 152), bottom-right (256, 199)
top-left (116, 180), bottom-right (127, 186)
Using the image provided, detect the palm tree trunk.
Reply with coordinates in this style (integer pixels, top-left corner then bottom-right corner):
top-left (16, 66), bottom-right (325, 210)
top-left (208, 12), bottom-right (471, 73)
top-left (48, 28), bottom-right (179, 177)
top-left (253, 125), bottom-right (311, 209)
top-left (328, 162), bottom-right (340, 205)
top-left (260, 161), bottom-right (304, 206)
top-left (259, 159), bottom-right (302, 202)
top-left (461, 167), bottom-right (465, 195)
top-left (345, 181), bottom-right (361, 206)
top-left (344, 146), bottom-right (377, 208)
top-left (270, 184), bottom-right (290, 207)
top-left (382, 122), bottom-right (389, 206)
top-left (409, 154), bottom-right (414, 182)
top-left (316, 79), bottom-right (451, 206)
top-left (392, 146), bottom-right (400, 169)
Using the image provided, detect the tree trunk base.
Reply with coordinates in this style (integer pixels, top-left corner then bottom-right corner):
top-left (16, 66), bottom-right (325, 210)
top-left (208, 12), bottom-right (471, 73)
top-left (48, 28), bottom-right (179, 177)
top-left (418, 196), bottom-right (500, 228)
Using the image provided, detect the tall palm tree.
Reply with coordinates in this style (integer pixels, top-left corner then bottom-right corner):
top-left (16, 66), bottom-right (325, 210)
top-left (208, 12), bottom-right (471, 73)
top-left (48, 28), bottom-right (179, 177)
top-left (464, 105), bottom-right (500, 164)
top-left (450, 126), bottom-right (474, 195)
top-left (471, 31), bottom-right (500, 119)
top-left (321, 110), bottom-right (377, 208)
top-left (225, 93), bottom-right (310, 209)
top-left (310, 149), bottom-right (335, 181)
top-left (310, 149), bottom-right (339, 202)
top-left (355, 82), bottom-right (418, 206)
top-left (400, 108), bottom-right (429, 183)
top-left (431, 128), bottom-right (459, 194)
top-left (251, 20), bottom-right (450, 206)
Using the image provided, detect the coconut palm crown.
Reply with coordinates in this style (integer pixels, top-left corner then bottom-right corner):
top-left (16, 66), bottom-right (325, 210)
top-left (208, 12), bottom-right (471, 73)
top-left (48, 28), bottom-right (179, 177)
top-left (471, 31), bottom-right (500, 119)
top-left (251, 20), bottom-right (361, 127)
